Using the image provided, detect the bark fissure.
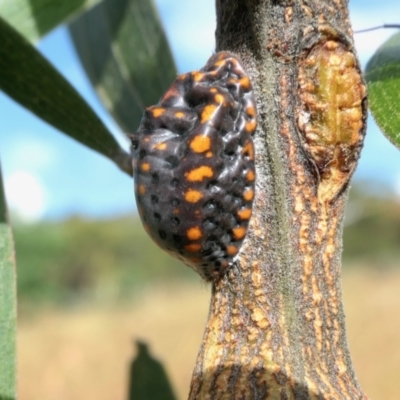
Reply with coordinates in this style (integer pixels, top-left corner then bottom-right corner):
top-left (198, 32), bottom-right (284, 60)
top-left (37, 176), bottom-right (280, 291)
top-left (189, 1), bottom-right (367, 399)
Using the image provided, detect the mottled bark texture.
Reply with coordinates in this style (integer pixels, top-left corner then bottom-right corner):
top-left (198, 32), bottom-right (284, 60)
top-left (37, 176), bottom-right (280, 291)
top-left (189, 1), bottom-right (368, 399)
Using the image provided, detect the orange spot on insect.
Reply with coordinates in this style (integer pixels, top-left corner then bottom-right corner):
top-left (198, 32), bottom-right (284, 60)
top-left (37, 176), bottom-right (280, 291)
top-left (246, 106), bottom-right (257, 117)
top-left (201, 104), bottom-right (217, 124)
top-left (185, 244), bottom-right (202, 252)
top-left (141, 162), bottom-right (150, 172)
top-left (173, 208), bottom-right (180, 214)
top-left (143, 137), bottom-right (150, 143)
top-left (152, 108), bottom-right (165, 118)
top-left (210, 88), bottom-right (218, 93)
top-left (206, 151), bottom-right (213, 158)
top-left (232, 227), bottom-right (246, 240)
top-left (246, 170), bottom-right (255, 182)
top-left (243, 188), bottom-right (255, 201)
top-left (187, 227), bottom-right (203, 240)
top-left (185, 166), bottom-right (214, 182)
top-left (194, 72), bottom-right (204, 81)
top-left (214, 94), bottom-right (225, 104)
top-left (190, 135), bottom-right (211, 153)
top-left (155, 142), bottom-right (167, 150)
top-left (175, 111), bottom-right (185, 118)
top-left (184, 189), bottom-right (204, 203)
top-left (242, 142), bottom-right (255, 160)
top-left (226, 245), bottom-right (239, 256)
top-left (239, 76), bottom-right (251, 90)
top-left (237, 208), bottom-right (252, 220)
top-left (139, 184), bottom-right (146, 195)
top-left (245, 120), bottom-right (257, 133)
top-left (162, 87), bottom-right (178, 101)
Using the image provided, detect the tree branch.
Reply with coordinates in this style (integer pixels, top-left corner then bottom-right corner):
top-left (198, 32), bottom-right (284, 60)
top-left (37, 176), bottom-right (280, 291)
top-left (189, 1), bottom-right (368, 398)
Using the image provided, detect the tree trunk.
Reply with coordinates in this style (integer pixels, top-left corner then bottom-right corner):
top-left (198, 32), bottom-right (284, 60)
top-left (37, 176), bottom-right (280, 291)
top-left (189, 1), bottom-right (368, 399)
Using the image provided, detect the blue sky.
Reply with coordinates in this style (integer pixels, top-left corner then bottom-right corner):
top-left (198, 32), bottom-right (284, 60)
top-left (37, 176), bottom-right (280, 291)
top-left (1, 0), bottom-right (400, 222)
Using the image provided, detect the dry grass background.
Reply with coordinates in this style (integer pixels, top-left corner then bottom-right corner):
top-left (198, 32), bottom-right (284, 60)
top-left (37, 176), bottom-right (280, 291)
top-left (18, 267), bottom-right (400, 400)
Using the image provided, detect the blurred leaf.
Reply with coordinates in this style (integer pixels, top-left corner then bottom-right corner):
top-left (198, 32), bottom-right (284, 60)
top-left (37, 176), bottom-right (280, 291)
top-left (365, 31), bottom-right (400, 150)
top-left (0, 165), bottom-right (16, 400)
top-left (69, 0), bottom-right (177, 133)
top-left (0, 0), bottom-right (102, 41)
top-left (343, 183), bottom-right (400, 264)
top-left (128, 341), bottom-right (177, 400)
top-left (0, 16), bottom-right (132, 175)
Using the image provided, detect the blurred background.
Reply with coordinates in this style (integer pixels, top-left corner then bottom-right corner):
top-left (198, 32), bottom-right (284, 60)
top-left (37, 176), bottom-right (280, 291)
top-left (1, 0), bottom-right (400, 399)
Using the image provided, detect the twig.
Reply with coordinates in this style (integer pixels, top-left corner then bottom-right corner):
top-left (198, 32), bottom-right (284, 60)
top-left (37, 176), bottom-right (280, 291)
top-left (355, 24), bottom-right (400, 33)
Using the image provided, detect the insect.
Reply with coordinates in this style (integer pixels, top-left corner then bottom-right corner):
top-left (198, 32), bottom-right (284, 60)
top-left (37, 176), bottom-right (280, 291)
top-left (131, 51), bottom-right (257, 281)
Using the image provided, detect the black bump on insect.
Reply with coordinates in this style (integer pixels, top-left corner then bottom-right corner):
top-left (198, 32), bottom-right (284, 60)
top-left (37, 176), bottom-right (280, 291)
top-left (139, 149), bottom-right (146, 160)
top-left (151, 195), bottom-right (159, 204)
top-left (172, 234), bottom-right (182, 243)
top-left (203, 218), bottom-right (216, 231)
top-left (170, 198), bottom-right (180, 206)
top-left (131, 51), bottom-right (257, 281)
top-left (151, 173), bottom-right (159, 184)
top-left (243, 149), bottom-right (250, 158)
top-left (170, 178), bottom-right (179, 187)
top-left (224, 149), bottom-right (236, 159)
top-left (206, 181), bottom-right (219, 192)
top-left (171, 217), bottom-right (180, 226)
top-left (203, 200), bottom-right (217, 212)
top-left (130, 137), bottom-right (139, 150)
top-left (164, 155), bottom-right (179, 168)
top-left (154, 213), bottom-right (161, 222)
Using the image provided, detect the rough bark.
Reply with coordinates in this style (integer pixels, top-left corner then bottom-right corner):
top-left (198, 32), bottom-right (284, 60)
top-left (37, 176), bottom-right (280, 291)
top-left (189, 1), bottom-right (368, 399)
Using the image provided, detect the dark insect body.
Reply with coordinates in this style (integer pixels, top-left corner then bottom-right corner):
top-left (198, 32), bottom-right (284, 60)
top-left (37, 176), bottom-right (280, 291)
top-left (131, 52), bottom-right (257, 281)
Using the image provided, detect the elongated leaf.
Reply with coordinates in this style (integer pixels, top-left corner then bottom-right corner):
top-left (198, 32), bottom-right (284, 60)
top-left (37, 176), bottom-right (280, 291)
top-left (69, 0), bottom-right (177, 133)
top-left (0, 16), bottom-right (132, 175)
top-left (365, 31), bottom-right (400, 150)
top-left (0, 165), bottom-right (16, 400)
top-left (0, 0), bottom-right (102, 42)
top-left (128, 341), bottom-right (177, 400)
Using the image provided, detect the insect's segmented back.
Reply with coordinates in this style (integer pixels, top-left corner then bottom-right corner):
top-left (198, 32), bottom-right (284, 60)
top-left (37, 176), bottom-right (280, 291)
top-left (131, 52), bottom-right (257, 281)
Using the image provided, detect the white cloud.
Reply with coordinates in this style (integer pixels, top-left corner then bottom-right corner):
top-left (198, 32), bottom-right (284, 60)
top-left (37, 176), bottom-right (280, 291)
top-left (4, 136), bottom-right (58, 173)
top-left (5, 171), bottom-right (48, 223)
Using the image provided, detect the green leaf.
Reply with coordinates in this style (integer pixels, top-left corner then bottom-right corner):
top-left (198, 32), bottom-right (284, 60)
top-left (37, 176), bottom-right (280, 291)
top-left (365, 31), bottom-right (400, 150)
top-left (0, 165), bottom-right (16, 400)
top-left (0, 16), bottom-right (132, 175)
top-left (69, 0), bottom-right (177, 133)
top-left (0, 0), bottom-right (102, 41)
top-left (128, 341), bottom-right (177, 400)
